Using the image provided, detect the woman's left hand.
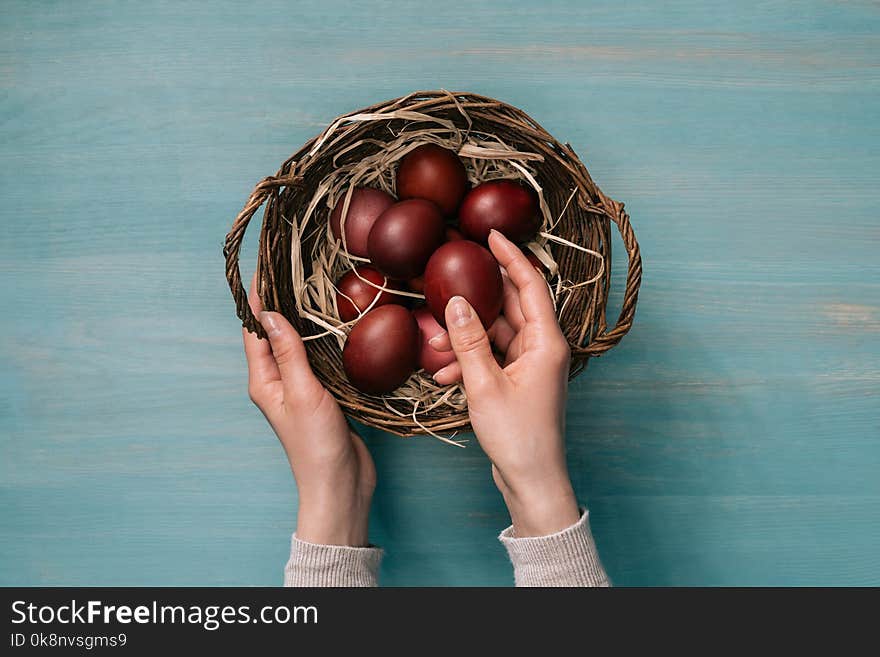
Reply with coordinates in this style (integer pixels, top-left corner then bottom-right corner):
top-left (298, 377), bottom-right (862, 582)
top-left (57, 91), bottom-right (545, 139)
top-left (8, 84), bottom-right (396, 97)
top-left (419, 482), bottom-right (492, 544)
top-left (242, 274), bottom-right (376, 546)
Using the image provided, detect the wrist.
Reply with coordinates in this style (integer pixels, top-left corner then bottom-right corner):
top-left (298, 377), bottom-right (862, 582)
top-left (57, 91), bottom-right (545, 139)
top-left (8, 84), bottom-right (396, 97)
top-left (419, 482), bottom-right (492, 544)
top-left (295, 488), bottom-right (372, 547)
top-left (501, 477), bottom-right (580, 538)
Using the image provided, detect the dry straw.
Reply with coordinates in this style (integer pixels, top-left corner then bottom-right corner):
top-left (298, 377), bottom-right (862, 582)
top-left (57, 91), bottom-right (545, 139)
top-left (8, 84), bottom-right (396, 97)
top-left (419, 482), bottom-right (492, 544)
top-left (224, 90), bottom-right (642, 441)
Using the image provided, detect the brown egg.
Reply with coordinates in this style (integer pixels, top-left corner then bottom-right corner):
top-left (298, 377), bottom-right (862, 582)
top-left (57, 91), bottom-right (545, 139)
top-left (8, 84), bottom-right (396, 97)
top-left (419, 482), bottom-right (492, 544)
top-left (342, 305), bottom-right (419, 395)
top-left (458, 179), bottom-right (540, 244)
top-left (329, 187), bottom-right (395, 257)
top-left (367, 199), bottom-right (446, 279)
top-left (413, 307), bottom-right (456, 374)
top-left (396, 144), bottom-right (468, 216)
top-left (424, 240), bottom-right (504, 329)
top-left (406, 228), bottom-right (463, 292)
top-left (335, 266), bottom-right (401, 323)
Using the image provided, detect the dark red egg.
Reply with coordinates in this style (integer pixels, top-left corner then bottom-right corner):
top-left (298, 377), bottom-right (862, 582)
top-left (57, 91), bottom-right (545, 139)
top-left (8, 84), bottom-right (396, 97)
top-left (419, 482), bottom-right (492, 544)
top-left (367, 199), bottom-right (446, 279)
top-left (458, 179), bottom-right (540, 244)
top-left (329, 187), bottom-right (395, 257)
top-left (335, 266), bottom-right (401, 323)
top-left (412, 307), bottom-right (456, 375)
top-left (408, 229), bottom-right (462, 293)
top-left (424, 240), bottom-right (504, 329)
top-left (396, 144), bottom-right (468, 216)
top-left (342, 305), bottom-right (419, 395)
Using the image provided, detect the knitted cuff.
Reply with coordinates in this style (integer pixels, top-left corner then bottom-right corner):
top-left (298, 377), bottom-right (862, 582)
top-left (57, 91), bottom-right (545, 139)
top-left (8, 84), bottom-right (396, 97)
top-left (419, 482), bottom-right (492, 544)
top-left (499, 508), bottom-right (610, 587)
top-left (283, 534), bottom-right (383, 587)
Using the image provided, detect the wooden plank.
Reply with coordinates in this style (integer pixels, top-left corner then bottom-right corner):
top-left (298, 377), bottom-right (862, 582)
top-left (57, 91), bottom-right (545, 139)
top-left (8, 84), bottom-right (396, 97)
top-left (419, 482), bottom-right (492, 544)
top-left (1, 0), bottom-right (878, 585)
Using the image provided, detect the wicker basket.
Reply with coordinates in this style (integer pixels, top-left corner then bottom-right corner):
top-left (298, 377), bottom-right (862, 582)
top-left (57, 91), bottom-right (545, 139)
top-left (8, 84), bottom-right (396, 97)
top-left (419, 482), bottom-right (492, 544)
top-left (224, 91), bottom-right (641, 439)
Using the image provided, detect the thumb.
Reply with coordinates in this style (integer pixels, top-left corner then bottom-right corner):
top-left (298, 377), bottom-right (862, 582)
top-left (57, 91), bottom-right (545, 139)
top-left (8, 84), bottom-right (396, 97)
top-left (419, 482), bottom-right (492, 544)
top-left (445, 296), bottom-right (502, 393)
top-left (259, 311), bottom-right (315, 390)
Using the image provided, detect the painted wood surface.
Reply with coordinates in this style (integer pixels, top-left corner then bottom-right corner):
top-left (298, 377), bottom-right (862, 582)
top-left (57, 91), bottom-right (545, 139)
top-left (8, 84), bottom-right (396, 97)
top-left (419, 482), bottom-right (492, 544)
top-left (1, 0), bottom-right (878, 586)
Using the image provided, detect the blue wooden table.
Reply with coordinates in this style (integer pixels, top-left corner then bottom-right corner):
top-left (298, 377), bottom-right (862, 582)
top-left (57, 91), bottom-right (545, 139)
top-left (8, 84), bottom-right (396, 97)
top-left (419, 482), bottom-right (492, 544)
top-left (2, 0), bottom-right (878, 586)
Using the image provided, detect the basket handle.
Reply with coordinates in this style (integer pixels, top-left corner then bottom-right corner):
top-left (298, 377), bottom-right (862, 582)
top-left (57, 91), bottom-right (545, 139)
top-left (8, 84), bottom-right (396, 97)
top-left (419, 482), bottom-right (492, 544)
top-left (223, 172), bottom-right (302, 338)
top-left (580, 200), bottom-right (643, 356)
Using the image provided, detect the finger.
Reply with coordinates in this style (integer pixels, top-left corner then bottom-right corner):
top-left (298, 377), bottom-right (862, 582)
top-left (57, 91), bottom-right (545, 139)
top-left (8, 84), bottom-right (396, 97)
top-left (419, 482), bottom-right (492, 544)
top-left (259, 311), bottom-right (320, 398)
top-left (432, 361), bottom-right (461, 385)
top-left (430, 310), bottom-right (518, 354)
top-left (428, 330), bottom-right (451, 353)
top-left (248, 271), bottom-right (263, 317)
top-left (444, 296), bottom-right (503, 393)
top-left (501, 271), bottom-right (525, 331)
top-left (488, 230), bottom-right (557, 327)
top-left (243, 273), bottom-right (280, 386)
top-left (434, 351), bottom-right (504, 385)
top-left (489, 316), bottom-right (516, 354)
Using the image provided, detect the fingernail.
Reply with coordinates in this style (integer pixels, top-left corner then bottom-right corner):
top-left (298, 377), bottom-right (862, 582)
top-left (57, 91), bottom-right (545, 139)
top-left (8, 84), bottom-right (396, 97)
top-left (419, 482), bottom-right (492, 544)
top-left (433, 366), bottom-right (450, 382)
top-left (448, 296), bottom-right (472, 327)
top-left (428, 332), bottom-right (447, 347)
top-left (259, 311), bottom-right (280, 337)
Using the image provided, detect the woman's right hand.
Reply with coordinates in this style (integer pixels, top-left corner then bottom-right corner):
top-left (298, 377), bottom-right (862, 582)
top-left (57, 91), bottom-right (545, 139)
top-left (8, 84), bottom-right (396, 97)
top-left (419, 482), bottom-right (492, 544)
top-left (429, 230), bottom-right (581, 537)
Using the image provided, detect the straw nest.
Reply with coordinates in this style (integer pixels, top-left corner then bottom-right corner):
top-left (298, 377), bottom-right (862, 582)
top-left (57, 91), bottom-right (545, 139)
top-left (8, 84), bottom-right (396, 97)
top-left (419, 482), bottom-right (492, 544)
top-left (224, 90), bottom-right (642, 443)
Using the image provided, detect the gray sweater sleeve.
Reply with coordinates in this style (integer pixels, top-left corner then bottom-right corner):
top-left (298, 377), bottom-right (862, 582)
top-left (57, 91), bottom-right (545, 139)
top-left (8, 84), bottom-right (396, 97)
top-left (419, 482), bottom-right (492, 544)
top-left (283, 535), bottom-right (383, 587)
top-left (498, 508), bottom-right (610, 587)
top-left (283, 507), bottom-right (608, 587)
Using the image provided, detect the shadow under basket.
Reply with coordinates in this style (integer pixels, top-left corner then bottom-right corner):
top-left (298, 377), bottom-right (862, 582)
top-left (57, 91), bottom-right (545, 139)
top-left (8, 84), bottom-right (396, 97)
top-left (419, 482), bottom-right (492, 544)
top-left (224, 90), bottom-right (642, 441)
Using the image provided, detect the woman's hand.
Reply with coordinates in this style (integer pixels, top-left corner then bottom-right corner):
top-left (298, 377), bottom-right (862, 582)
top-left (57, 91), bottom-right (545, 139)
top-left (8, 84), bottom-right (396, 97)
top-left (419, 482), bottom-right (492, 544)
top-left (242, 275), bottom-right (376, 546)
top-left (430, 230), bottom-right (580, 537)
